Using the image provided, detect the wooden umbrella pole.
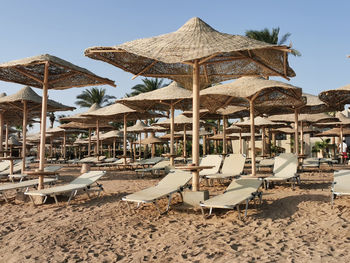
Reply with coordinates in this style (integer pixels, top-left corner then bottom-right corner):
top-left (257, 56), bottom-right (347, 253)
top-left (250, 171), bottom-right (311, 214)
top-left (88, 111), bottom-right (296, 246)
top-left (239, 131), bottom-right (242, 154)
top-left (38, 62), bottom-right (49, 189)
top-left (170, 103), bottom-right (175, 166)
top-left (261, 126), bottom-right (265, 156)
top-left (139, 132), bottom-right (142, 160)
top-left (88, 128), bottom-right (91, 156)
top-left (340, 125), bottom-right (344, 163)
top-left (5, 123), bottom-right (9, 155)
top-left (222, 115), bottom-right (227, 155)
top-left (96, 120), bottom-right (100, 159)
top-left (0, 112), bottom-right (3, 154)
top-left (250, 100), bottom-right (256, 176)
top-left (294, 109), bottom-right (299, 155)
top-left (22, 101), bottom-right (27, 173)
top-left (113, 138), bottom-right (116, 158)
top-left (123, 114), bottom-right (127, 164)
top-left (192, 60), bottom-right (200, 191)
top-left (183, 125), bottom-right (187, 158)
top-left (300, 121), bottom-right (304, 155)
top-left (63, 131), bottom-right (66, 159)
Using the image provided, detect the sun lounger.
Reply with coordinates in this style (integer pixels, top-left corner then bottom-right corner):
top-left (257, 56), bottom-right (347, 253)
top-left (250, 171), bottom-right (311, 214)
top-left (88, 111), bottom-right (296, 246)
top-left (301, 157), bottom-right (320, 170)
top-left (25, 171), bottom-right (106, 205)
top-left (331, 170), bottom-right (350, 207)
top-left (122, 169), bottom-right (192, 214)
top-left (0, 177), bottom-right (58, 202)
top-left (199, 155), bottom-right (223, 178)
top-left (263, 153), bottom-right (300, 189)
top-left (135, 160), bottom-right (171, 177)
top-left (205, 154), bottom-right (246, 181)
top-left (0, 160), bottom-right (10, 172)
top-left (0, 161), bottom-right (27, 177)
top-left (8, 165), bottom-right (63, 182)
top-left (200, 178), bottom-right (262, 219)
top-left (257, 158), bottom-right (275, 170)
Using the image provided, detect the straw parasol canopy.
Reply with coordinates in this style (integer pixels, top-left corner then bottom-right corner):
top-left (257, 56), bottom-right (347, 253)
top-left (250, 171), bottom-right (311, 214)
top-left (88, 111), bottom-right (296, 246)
top-left (314, 128), bottom-right (350, 137)
top-left (200, 76), bottom-right (303, 175)
top-left (82, 103), bottom-right (164, 163)
top-left (0, 54), bottom-right (116, 189)
top-left (119, 81), bottom-right (193, 165)
top-left (319, 84), bottom-right (350, 110)
top-left (268, 112), bottom-right (338, 124)
top-left (140, 133), bottom-right (163, 145)
top-left (0, 85), bottom-right (75, 171)
top-left (85, 17), bottom-right (295, 192)
top-left (60, 103), bottom-right (113, 157)
top-left (127, 120), bottom-right (149, 160)
top-left (85, 17), bottom-right (295, 89)
top-left (314, 112), bottom-right (350, 161)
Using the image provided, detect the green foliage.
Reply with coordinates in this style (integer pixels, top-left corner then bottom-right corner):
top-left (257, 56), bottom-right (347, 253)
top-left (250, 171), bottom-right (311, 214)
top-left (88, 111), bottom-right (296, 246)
top-left (126, 78), bottom-right (167, 97)
top-left (245, 27), bottom-right (301, 57)
top-left (75, 87), bottom-right (116, 108)
top-left (312, 138), bottom-right (331, 157)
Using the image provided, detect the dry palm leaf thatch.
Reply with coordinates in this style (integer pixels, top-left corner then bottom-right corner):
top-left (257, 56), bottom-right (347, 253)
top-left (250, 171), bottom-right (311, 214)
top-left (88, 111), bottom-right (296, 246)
top-left (127, 120), bottom-right (149, 132)
top-left (200, 77), bottom-right (303, 113)
top-left (119, 82), bottom-right (193, 111)
top-left (85, 17), bottom-right (295, 90)
top-left (319, 84), bottom-right (350, 111)
top-left (0, 54), bottom-right (115, 89)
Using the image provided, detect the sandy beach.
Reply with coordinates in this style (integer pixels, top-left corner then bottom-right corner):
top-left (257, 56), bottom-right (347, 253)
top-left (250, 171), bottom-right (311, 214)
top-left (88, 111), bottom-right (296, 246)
top-left (1, 165), bottom-right (350, 263)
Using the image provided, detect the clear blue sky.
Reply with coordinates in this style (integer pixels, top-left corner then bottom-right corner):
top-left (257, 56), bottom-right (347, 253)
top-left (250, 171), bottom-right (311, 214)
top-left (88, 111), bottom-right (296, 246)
top-left (1, 0), bottom-right (350, 131)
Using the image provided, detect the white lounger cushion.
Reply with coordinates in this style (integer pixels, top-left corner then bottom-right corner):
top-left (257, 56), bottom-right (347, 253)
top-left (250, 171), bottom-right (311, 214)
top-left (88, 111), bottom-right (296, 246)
top-left (123, 170), bottom-right (192, 203)
top-left (25, 171), bottom-right (105, 197)
top-left (265, 153), bottom-right (298, 181)
top-left (199, 155), bottom-right (222, 176)
top-left (201, 178), bottom-right (262, 208)
top-left (206, 154), bottom-right (245, 179)
top-left (0, 178), bottom-right (57, 192)
top-left (333, 170), bottom-right (350, 195)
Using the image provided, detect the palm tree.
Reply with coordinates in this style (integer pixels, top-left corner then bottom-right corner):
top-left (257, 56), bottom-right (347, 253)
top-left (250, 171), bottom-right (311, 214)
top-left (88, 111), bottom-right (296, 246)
top-left (75, 87), bottom-right (116, 108)
top-left (245, 27), bottom-right (301, 56)
top-left (126, 78), bottom-right (167, 97)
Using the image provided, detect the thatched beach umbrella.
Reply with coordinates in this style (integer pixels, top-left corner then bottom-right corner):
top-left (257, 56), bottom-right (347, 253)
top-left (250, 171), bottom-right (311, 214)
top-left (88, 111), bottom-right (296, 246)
top-left (155, 114), bottom-right (206, 158)
top-left (119, 82), bottom-right (192, 165)
top-left (0, 86), bottom-right (74, 172)
top-left (127, 120), bottom-right (149, 160)
top-left (314, 113), bottom-right (350, 162)
top-left (82, 103), bottom-right (164, 163)
top-left (0, 54), bottom-right (115, 189)
top-left (183, 105), bottom-right (250, 155)
top-left (138, 133), bottom-right (163, 158)
top-left (319, 84), bottom-right (350, 111)
top-left (60, 103), bottom-right (111, 157)
top-left (85, 17), bottom-right (295, 191)
top-left (235, 116), bottom-right (286, 156)
top-left (200, 77), bottom-right (303, 176)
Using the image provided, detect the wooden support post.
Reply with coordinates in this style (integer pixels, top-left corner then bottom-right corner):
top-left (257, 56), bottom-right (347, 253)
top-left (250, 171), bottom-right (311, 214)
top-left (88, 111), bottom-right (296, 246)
top-left (22, 101), bottom-right (27, 173)
top-left (250, 100), bottom-right (256, 176)
top-left (183, 126), bottom-right (187, 158)
top-left (88, 128), bottom-right (91, 156)
top-left (96, 120), bottom-right (100, 158)
top-left (222, 115), bottom-right (227, 155)
top-left (294, 109), bottom-right (299, 155)
top-left (0, 112), bottom-right (3, 155)
top-left (38, 62), bottom-right (49, 189)
top-left (139, 132), bottom-right (142, 160)
top-left (300, 121), bottom-right (304, 155)
top-left (192, 60), bottom-right (200, 191)
top-left (123, 114), bottom-right (127, 164)
top-left (170, 104), bottom-right (175, 166)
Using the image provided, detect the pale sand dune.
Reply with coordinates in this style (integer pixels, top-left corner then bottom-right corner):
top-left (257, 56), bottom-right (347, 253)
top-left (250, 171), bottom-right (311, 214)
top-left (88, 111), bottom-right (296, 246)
top-left (1, 167), bottom-right (350, 262)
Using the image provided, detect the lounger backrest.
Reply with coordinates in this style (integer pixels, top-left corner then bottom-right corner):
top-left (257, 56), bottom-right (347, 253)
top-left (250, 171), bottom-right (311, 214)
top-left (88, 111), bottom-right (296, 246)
top-left (141, 156), bottom-right (163, 164)
top-left (199, 155), bottom-right (222, 175)
top-left (273, 153), bottom-right (298, 177)
top-left (153, 160), bottom-right (171, 169)
top-left (69, 171), bottom-right (106, 186)
top-left (333, 170), bottom-right (350, 194)
top-left (303, 157), bottom-right (319, 166)
top-left (226, 178), bottom-right (262, 192)
top-left (0, 160), bottom-right (10, 171)
top-left (221, 154), bottom-right (246, 175)
top-left (157, 170), bottom-right (192, 188)
top-left (44, 166), bottom-right (63, 172)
